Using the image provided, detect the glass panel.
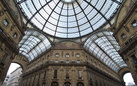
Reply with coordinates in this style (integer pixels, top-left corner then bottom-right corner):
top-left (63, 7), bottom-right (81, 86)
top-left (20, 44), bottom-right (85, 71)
top-left (17, 0), bottom-right (124, 38)
top-left (84, 30), bottom-right (127, 72)
top-left (18, 30), bottom-right (51, 61)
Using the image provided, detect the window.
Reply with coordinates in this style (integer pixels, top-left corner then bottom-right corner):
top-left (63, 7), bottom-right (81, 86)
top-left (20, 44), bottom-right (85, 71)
top-left (55, 53), bottom-right (59, 57)
top-left (132, 20), bottom-right (137, 27)
top-left (0, 27), bottom-right (3, 32)
top-left (77, 82), bottom-right (84, 86)
top-left (60, 61), bottom-right (64, 63)
top-left (47, 55), bottom-right (50, 59)
top-left (51, 81), bottom-right (58, 86)
top-left (66, 73), bottom-right (69, 79)
top-left (76, 53), bottom-right (80, 57)
top-left (3, 19), bottom-right (9, 26)
top-left (43, 71), bottom-right (46, 79)
top-left (77, 60), bottom-right (80, 63)
top-left (64, 82), bottom-right (71, 86)
top-left (13, 33), bottom-right (17, 38)
top-left (66, 60), bottom-right (69, 63)
top-left (90, 78), bottom-right (93, 86)
top-left (66, 53), bottom-right (70, 58)
top-left (55, 60), bottom-right (58, 63)
top-left (131, 55), bottom-right (137, 64)
top-left (78, 70), bottom-right (82, 79)
top-left (54, 70), bottom-right (57, 78)
top-left (121, 33), bottom-right (126, 39)
top-left (2, 53), bottom-right (8, 63)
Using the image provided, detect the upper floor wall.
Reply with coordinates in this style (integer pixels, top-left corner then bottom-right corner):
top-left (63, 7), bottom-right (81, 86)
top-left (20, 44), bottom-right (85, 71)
top-left (25, 41), bottom-right (121, 81)
top-left (0, 0), bottom-right (23, 46)
top-left (114, 0), bottom-right (137, 47)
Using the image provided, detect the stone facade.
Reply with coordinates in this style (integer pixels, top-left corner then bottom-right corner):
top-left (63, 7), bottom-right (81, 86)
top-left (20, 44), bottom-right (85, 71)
top-left (113, 0), bottom-right (137, 84)
top-left (21, 42), bottom-right (124, 86)
top-left (0, 0), bottom-right (23, 85)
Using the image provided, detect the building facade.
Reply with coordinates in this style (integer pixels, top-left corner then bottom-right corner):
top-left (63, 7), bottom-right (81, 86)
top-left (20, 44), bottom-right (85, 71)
top-left (21, 41), bottom-right (124, 86)
top-left (0, 0), bottom-right (24, 85)
top-left (113, 0), bottom-right (137, 84)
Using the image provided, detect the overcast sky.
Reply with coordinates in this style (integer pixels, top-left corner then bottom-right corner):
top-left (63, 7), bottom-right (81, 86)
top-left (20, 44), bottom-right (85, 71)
top-left (123, 73), bottom-right (135, 85)
top-left (7, 63), bottom-right (20, 75)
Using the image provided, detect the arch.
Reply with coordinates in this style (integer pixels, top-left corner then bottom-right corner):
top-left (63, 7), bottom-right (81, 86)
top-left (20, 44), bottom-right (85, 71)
top-left (77, 82), bottom-right (84, 86)
top-left (12, 54), bottom-right (28, 71)
top-left (64, 82), bottom-right (71, 86)
top-left (51, 81), bottom-right (59, 86)
top-left (10, 62), bottom-right (24, 70)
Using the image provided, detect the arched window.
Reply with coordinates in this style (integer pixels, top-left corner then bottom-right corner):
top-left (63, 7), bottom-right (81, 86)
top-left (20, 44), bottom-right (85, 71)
top-left (66, 53), bottom-right (70, 58)
top-left (64, 82), bottom-right (71, 86)
top-left (51, 81), bottom-right (58, 86)
top-left (77, 82), bottom-right (84, 86)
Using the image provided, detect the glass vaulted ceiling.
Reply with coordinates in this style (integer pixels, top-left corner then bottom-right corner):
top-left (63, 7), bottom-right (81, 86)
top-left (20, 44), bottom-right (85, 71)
top-left (17, 0), bottom-right (123, 38)
top-left (84, 30), bottom-right (127, 72)
top-left (18, 30), bottom-right (51, 61)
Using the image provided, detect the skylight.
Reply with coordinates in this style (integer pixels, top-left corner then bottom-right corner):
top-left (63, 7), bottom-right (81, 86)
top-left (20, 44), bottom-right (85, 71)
top-left (17, 0), bottom-right (123, 38)
top-left (18, 30), bottom-right (51, 61)
top-left (84, 30), bottom-right (127, 72)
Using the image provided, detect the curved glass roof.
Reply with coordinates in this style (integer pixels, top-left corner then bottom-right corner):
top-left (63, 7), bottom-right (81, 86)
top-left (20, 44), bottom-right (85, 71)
top-left (17, 0), bottom-right (123, 38)
top-left (84, 30), bottom-right (127, 72)
top-left (18, 30), bottom-right (51, 61)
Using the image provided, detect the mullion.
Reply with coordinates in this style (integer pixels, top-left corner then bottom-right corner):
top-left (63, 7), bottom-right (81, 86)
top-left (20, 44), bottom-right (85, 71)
top-left (76, 0), bottom-right (94, 33)
top-left (67, 4), bottom-right (69, 38)
top-left (84, 0), bottom-right (111, 26)
top-left (42, 0), bottom-right (61, 30)
top-left (53, 2), bottom-right (64, 41)
top-left (72, 3), bottom-right (81, 38)
top-left (26, 0), bottom-right (53, 25)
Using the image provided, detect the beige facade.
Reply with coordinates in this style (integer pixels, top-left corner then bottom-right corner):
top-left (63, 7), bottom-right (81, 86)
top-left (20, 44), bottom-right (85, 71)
top-left (0, 0), bottom-right (23, 85)
top-left (113, 0), bottom-right (137, 84)
top-left (21, 42), bottom-right (123, 86)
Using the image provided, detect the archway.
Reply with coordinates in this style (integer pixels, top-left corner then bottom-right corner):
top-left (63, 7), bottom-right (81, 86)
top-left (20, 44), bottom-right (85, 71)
top-left (123, 73), bottom-right (135, 86)
top-left (77, 82), bottom-right (84, 86)
top-left (2, 63), bottom-right (23, 86)
top-left (51, 81), bottom-right (59, 86)
top-left (64, 82), bottom-right (71, 86)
